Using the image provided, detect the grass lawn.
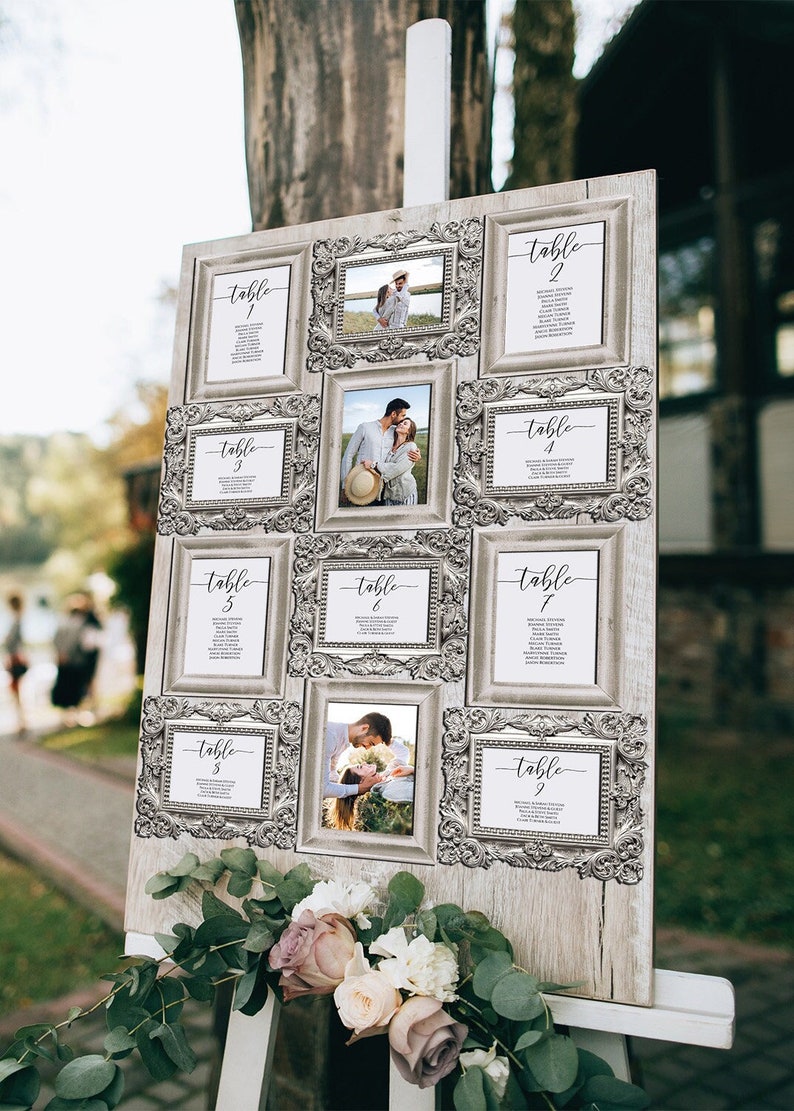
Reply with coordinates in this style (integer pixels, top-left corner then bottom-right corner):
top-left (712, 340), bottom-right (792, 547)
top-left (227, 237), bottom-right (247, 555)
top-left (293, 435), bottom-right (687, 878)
top-left (0, 852), bottom-right (123, 1016)
top-left (655, 717), bottom-right (794, 949)
top-left (40, 719), bottom-right (139, 762)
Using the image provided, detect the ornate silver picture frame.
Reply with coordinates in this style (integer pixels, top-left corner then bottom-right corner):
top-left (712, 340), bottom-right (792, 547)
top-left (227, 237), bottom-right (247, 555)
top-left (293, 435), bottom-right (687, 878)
top-left (134, 696), bottom-right (301, 847)
top-left (481, 197), bottom-right (631, 375)
top-left (307, 219), bottom-right (483, 373)
top-left (467, 523), bottom-right (625, 709)
top-left (453, 366), bottom-right (653, 527)
top-left (163, 535), bottom-right (293, 698)
top-left (157, 395), bottom-right (320, 535)
top-left (296, 679), bottom-right (444, 866)
top-left (315, 361), bottom-right (457, 532)
top-left (186, 242), bottom-right (312, 400)
top-left (438, 706), bottom-right (647, 884)
top-left (288, 529), bottom-right (469, 682)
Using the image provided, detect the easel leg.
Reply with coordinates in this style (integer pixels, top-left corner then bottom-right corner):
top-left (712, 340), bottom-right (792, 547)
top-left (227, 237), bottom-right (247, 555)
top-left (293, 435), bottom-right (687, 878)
top-left (389, 1060), bottom-right (436, 1111)
top-left (215, 991), bottom-right (281, 1111)
top-left (568, 1028), bottom-right (631, 1080)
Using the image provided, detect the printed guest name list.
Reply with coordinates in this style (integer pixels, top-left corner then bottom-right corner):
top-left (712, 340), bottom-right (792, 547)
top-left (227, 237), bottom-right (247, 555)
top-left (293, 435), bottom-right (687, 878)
top-left (493, 549), bottom-right (599, 687)
top-left (183, 557), bottom-right (270, 676)
top-left (505, 221), bottom-right (605, 354)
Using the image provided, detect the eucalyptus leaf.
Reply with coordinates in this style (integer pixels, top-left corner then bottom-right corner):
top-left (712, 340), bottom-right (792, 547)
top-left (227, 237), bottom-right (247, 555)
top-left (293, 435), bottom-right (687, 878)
top-left (513, 1029), bottom-right (545, 1052)
top-left (416, 908), bottom-right (438, 941)
top-left (235, 961), bottom-right (272, 1017)
top-left (167, 852), bottom-right (200, 877)
top-left (54, 1055), bottom-right (116, 1100)
top-left (226, 871), bottom-right (254, 898)
top-left (453, 1064), bottom-right (486, 1111)
top-left (382, 872), bottom-right (425, 930)
top-left (472, 951), bottom-right (514, 1001)
top-left (135, 1024), bottom-right (177, 1083)
top-left (220, 847), bottom-right (258, 877)
top-left (554, 1046), bottom-right (612, 1106)
top-left (490, 971), bottom-right (544, 1021)
top-left (0, 1059), bottom-right (40, 1110)
top-left (256, 859), bottom-right (283, 888)
top-left (66, 1007), bottom-right (83, 1023)
top-left (149, 1023), bottom-right (197, 1073)
top-left (190, 858), bottom-right (226, 884)
top-left (522, 1033), bottom-right (579, 1092)
top-left (144, 872), bottom-right (179, 896)
top-left (243, 921), bottom-right (275, 953)
top-left (201, 889), bottom-right (241, 921)
top-left (97, 1065), bottom-right (125, 1110)
top-left (580, 1074), bottom-right (651, 1108)
top-left (232, 968), bottom-right (259, 1011)
top-left (104, 1027), bottom-right (136, 1055)
top-left (194, 914), bottom-right (248, 950)
top-left (275, 864), bottom-right (314, 912)
top-left (184, 976), bottom-right (216, 1003)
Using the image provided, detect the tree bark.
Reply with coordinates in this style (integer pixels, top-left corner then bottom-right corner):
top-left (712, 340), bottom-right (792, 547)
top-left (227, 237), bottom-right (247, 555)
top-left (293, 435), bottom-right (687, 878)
top-left (234, 0), bottom-right (491, 230)
top-left (505, 0), bottom-right (577, 190)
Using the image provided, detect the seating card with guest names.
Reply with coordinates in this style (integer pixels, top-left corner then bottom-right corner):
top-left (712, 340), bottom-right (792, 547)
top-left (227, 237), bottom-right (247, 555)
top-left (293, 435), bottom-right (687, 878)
top-left (127, 171), bottom-right (658, 1006)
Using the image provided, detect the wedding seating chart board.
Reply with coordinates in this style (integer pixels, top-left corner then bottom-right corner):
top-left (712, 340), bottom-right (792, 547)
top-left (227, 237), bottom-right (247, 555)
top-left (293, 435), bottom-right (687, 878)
top-left (126, 171), bottom-right (657, 1006)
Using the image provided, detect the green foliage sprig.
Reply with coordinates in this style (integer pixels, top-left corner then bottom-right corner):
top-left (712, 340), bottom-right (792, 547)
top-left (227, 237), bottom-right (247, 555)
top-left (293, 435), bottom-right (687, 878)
top-left (0, 850), bottom-right (650, 1111)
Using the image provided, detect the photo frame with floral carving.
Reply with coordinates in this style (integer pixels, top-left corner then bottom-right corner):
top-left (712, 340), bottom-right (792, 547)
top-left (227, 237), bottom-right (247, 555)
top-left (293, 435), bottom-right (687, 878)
top-left (157, 395), bottom-right (320, 535)
top-left (467, 523), bottom-right (625, 709)
top-left (453, 366), bottom-right (653, 527)
top-left (314, 361), bottom-right (457, 532)
top-left (481, 198), bottom-right (631, 376)
top-left (288, 528), bottom-right (469, 683)
top-left (297, 679), bottom-right (444, 865)
top-left (134, 696), bottom-right (302, 848)
top-left (185, 243), bottom-right (312, 400)
top-left (163, 535), bottom-right (293, 698)
top-left (307, 219), bottom-right (483, 373)
top-left (437, 706), bottom-right (646, 884)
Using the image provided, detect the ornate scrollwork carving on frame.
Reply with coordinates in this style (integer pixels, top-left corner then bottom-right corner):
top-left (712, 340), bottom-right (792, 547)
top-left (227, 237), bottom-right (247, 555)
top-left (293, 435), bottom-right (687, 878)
top-left (453, 366), bottom-right (654, 527)
top-left (307, 220), bottom-right (483, 373)
top-left (134, 695), bottom-right (302, 848)
top-left (157, 395), bottom-right (320, 535)
top-left (437, 707), bottom-right (647, 883)
top-left (288, 529), bottom-right (470, 681)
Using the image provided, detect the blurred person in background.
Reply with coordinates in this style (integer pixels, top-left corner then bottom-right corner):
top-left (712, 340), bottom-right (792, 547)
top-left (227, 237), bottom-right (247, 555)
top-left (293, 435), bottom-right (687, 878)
top-left (51, 592), bottom-right (103, 726)
top-left (3, 593), bottom-right (29, 736)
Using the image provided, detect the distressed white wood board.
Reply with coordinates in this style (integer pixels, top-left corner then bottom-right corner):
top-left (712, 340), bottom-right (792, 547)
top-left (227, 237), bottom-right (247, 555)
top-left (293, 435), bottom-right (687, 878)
top-left (125, 172), bottom-right (657, 1006)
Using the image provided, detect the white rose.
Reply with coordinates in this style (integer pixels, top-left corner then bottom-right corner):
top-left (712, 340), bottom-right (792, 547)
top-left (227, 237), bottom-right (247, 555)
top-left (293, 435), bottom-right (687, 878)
top-left (460, 1043), bottom-right (510, 1100)
top-left (334, 944), bottom-right (402, 1039)
top-left (370, 927), bottom-right (459, 1001)
top-left (291, 879), bottom-right (376, 928)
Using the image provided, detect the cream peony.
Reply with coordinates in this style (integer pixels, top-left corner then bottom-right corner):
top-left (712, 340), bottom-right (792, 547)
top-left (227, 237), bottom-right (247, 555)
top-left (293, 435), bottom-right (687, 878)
top-left (460, 1043), bottom-right (510, 1099)
top-left (291, 879), bottom-right (376, 929)
top-left (370, 927), bottom-right (459, 1001)
top-left (333, 944), bottom-right (402, 1038)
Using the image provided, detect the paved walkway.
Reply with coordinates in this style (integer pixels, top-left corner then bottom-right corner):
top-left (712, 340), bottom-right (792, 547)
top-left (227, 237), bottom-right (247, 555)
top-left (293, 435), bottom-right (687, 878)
top-left (1, 728), bottom-right (793, 1109)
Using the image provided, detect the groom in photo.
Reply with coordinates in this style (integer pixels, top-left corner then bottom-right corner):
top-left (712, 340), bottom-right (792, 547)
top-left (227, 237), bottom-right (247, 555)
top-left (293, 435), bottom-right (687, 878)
top-left (324, 712), bottom-right (393, 799)
top-left (377, 267), bottom-right (411, 329)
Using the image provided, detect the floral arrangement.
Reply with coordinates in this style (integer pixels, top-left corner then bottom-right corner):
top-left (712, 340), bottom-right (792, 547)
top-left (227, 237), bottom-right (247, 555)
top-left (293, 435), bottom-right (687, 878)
top-left (0, 850), bottom-right (649, 1110)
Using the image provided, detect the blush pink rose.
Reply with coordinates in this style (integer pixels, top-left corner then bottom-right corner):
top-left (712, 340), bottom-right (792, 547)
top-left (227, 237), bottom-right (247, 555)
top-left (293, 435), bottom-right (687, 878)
top-left (388, 995), bottom-right (468, 1089)
top-left (269, 910), bottom-right (357, 1001)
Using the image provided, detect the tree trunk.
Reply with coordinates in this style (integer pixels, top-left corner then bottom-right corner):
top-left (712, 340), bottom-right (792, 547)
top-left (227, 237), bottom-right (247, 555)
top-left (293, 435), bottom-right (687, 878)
top-left (505, 0), bottom-right (577, 190)
top-left (234, 0), bottom-right (491, 230)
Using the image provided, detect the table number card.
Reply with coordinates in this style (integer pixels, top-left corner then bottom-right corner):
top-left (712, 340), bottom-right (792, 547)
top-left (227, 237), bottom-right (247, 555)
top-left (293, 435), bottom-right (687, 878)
top-left (319, 562), bottom-right (437, 649)
top-left (187, 423), bottom-right (290, 506)
top-left (164, 725), bottom-right (272, 815)
top-left (494, 549), bottom-right (599, 688)
top-left (506, 221), bottom-right (605, 355)
top-left (183, 557), bottom-right (270, 677)
top-left (206, 265), bottom-right (291, 383)
top-left (474, 738), bottom-right (612, 843)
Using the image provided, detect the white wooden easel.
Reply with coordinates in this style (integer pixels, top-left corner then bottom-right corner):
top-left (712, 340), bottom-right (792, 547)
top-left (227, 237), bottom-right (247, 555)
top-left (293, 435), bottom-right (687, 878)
top-left (128, 19), bottom-right (735, 1110)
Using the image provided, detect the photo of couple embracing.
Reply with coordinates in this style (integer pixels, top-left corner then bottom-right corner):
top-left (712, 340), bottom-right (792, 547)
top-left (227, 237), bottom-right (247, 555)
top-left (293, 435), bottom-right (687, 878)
top-left (339, 386), bottom-right (430, 510)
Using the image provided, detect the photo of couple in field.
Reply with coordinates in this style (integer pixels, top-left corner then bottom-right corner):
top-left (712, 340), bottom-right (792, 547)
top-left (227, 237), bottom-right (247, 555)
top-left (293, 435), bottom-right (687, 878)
top-left (322, 701), bottom-right (418, 837)
top-left (339, 254), bottom-right (445, 336)
top-left (338, 384), bottom-right (431, 509)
